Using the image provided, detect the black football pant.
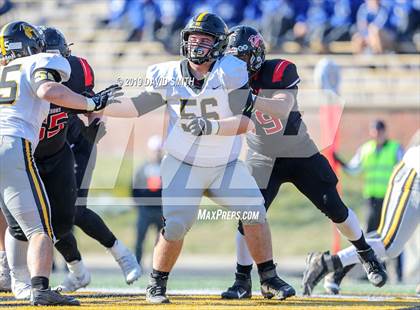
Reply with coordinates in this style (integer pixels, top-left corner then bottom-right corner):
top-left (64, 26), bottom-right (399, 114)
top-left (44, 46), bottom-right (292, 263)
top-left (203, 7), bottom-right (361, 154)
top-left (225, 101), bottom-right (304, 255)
top-left (238, 151), bottom-right (349, 234)
top-left (55, 136), bottom-right (117, 263)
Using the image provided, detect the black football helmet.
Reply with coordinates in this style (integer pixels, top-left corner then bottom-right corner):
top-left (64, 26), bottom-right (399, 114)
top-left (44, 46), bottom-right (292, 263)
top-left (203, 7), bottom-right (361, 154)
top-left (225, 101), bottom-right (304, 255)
top-left (226, 25), bottom-right (265, 73)
top-left (0, 21), bottom-right (44, 63)
top-left (181, 12), bottom-right (229, 65)
top-left (37, 26), bottom-right (71, 58)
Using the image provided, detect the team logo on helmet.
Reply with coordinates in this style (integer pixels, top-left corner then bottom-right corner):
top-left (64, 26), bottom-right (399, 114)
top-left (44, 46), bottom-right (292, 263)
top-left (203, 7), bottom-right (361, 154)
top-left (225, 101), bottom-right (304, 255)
top-left (22, 24), bottom-right (35, 39)
top-left (248, 34), bottom-right (263, 48)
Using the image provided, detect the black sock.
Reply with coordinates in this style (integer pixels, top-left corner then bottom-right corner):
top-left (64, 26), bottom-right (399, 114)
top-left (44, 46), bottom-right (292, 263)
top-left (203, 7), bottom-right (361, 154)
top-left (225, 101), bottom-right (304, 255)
top-left (31, 276), bottom-right (49, 290)
top-left (152, 269), bottom-right (169, 278)
top-left (257, 260), bottom-right (275, 273)
top-left (236, 263), bottom-right (252, 276)
top-left (349, 233), bottom-right (371, 251)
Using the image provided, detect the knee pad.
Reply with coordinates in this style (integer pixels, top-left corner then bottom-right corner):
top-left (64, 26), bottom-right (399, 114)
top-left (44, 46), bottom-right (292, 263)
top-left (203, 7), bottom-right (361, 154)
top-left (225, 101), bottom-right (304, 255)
top-left (162, 220), bottom-right (189, 241)
top-left (321, 191), bottom-right (349, 224)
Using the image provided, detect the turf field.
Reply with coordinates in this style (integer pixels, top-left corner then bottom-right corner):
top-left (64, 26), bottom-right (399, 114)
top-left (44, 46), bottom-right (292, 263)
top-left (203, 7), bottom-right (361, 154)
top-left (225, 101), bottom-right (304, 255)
top-left (1, 290), bottom-right (418, 309)
top-left (1, 272), bottom-right (418, 309)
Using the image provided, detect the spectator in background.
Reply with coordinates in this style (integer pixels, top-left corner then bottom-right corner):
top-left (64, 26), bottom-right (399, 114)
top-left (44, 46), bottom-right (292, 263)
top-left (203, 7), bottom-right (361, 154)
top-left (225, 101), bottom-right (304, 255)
top-left (158, 0), bottom-right (196, 54)
top-left (132, 135), bottom-right (163, 266)
top-left (292, 0), bottom-right (363, 52)
top-left (101, 0), bottom-right (162, 42)
top-left (190, 0), bottom-right (246, 27)
top-left (388, 0), bottom-right (420, 46)
top-left (243, 0), bottom-right (298, 49)
top-left (320, 0), bottom-right (364, 52)
top-left (334, 120), bottom-right (404, 282)
top-left (352, 0), bottom-right (396, 53)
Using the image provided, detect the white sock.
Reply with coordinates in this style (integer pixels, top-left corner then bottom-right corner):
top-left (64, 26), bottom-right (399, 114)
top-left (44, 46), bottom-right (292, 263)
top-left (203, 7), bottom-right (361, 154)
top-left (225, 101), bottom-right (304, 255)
top-left (335, 208), bottom-right (363, 241)
top-left (5, 230), bottom-right (30, 284)
top-left (108, 240), bottom-right (128, 260)
top-left (338, 238), bottom-right (387, 267)
top-left (67, 260), bottom-right (87, 277)
top-left (236, 231), bottom-right (253, 266)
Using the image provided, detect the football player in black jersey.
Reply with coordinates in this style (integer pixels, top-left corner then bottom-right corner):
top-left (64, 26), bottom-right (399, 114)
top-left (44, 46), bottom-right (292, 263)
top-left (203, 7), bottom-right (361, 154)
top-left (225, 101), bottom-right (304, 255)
top-left (4, 27), bottom-right (140, 299)
top-left (42, 27), bottom-right (141, 292)
top-left (221, 26), bottom-right (387, 299)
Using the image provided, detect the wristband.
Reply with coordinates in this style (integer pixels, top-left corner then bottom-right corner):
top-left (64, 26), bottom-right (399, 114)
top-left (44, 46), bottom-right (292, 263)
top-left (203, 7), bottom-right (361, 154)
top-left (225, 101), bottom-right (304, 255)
top-left (209, 120), bottom-right (220, 135)
top-left (86, 98), bottom-right (95, 112)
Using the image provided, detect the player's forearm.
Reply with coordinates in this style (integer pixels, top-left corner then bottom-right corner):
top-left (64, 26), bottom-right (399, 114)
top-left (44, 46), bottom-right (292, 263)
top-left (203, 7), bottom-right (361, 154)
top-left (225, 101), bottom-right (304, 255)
top-left (102, 97), bottom-right (139, 118)
top-left (254, 92), bottom-right (294, 119)
top-left (103, 91), bottom-right (165, 118)
top-left (217, 115), bottom-right (255, 136)
top-left (37, 82), bottom-right (90, 111)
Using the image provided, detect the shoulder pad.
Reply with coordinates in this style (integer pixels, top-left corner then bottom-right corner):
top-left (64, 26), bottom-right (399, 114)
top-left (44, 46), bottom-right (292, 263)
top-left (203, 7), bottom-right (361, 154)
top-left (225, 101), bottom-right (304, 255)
top-left (29, 53), bottom-right (71, 82)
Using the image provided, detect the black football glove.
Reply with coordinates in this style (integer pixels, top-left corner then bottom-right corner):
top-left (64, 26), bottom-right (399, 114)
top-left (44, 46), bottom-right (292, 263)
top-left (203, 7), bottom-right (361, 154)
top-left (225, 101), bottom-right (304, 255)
top-left (186, 117), bottom-right (217, 136)
top-left (86, 84), bottom-right (122, 112)
top-left (81, 118), bottom-right (106, 144)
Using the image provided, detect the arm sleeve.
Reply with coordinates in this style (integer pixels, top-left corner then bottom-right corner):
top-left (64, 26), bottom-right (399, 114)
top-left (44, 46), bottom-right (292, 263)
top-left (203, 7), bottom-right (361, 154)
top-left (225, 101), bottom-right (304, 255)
top-left (30, 68), bottom-right (62, 93)
top-left (129, 63), bottom-right (167, 116)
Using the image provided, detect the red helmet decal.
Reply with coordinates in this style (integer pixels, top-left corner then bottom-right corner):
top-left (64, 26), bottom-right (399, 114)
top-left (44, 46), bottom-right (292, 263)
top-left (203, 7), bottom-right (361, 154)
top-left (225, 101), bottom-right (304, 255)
top-left (248, 34), bottom-right (263, 48)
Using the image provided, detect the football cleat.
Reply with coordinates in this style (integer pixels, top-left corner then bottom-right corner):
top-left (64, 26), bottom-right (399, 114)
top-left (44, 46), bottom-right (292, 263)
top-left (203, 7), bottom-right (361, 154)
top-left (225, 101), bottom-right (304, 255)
top-left (11, 277), bottom-right (31, 300)
top-left (357, 248), bottom-right (387, 288)
top-left (323, 264), bottom-right (354, 295)
top-left (145, 274), bottom-right (170, 304)
top-left (31, 287), bottom-right (80, 306)
top-left (221, 272), bottom-right (252, 299)
top-left (10, 266), bottom-right (31, 300)
top-left (303, 252), bottom-right (338, 296)
top-left (109, 240), bottom-right (142, 284)
top-left (323, 272), bottom-right (342, 295)
top-left (259, 266), bottom-right (295, 300)
top-left (57, 268), bottom-right (91, 292)
top-left (0, 252), bottom-right (11, 292)
top-left (116, 253), bottom-right (141, 284)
